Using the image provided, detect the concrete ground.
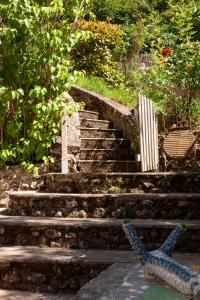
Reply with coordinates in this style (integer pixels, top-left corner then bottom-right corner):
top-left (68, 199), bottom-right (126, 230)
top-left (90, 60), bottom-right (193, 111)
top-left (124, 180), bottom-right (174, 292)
top-left (74, 254), bottom-right (200, 300)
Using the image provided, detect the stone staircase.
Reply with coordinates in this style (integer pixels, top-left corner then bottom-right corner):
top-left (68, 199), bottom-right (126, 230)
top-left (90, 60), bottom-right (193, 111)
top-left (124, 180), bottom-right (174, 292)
top-left (0, 109), bottom-right (200, 298)
top-left (52, 109), bottom-right (140, 173)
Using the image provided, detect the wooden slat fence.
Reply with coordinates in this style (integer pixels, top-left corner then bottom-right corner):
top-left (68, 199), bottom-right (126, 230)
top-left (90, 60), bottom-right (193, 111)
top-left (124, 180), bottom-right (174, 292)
top-left (138, 95), bottom-right (159, 172)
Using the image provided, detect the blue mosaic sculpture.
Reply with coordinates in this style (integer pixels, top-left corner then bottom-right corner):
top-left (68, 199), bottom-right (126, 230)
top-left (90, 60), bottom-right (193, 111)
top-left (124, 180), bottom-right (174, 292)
top-left (123, 223), bottom-right (200, 300)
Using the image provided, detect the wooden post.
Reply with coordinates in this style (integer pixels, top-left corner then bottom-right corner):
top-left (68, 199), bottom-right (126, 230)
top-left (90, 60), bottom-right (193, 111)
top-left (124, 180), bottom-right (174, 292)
top-left (61, 106), bottom-right (69, 173)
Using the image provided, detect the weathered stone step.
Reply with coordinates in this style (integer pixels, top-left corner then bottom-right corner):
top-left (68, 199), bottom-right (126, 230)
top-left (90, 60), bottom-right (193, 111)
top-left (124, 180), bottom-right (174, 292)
top-left (79, 110), bottom-right (99, 120)
top-left (8, 191), bottom-right (200, 219)
top-left (80, 118), bottom-right (111, 129)
top-left (48, 159), bottom-right (139, 173)
top-left (0, 216), bottom-right (199, 252)
top-left (80, 128), bottom-right (122, 138)
top-left (44, 172), bottom-right (200, 193)
top-left (81, 138), bottom-right (130, 149)
top-left (0, 289), bottom-right (74, 300)
top-left (80, 149), bottom-right (135, 160)
top-left (51, 147), bottom-right (135, 160)
top-left (77, 160), bottom-right (140, 173)
top-left (0, 246), bottom-right (136, 292)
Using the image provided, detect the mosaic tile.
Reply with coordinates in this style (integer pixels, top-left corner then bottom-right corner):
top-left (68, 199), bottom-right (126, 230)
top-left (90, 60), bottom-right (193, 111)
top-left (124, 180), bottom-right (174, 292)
top-left (123, 224), bottom-right (200, 300)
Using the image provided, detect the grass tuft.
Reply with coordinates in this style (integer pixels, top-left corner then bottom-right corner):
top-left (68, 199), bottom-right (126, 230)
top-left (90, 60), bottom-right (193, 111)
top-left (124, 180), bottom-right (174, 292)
top-left (76, 76), bottom-right (137, 108)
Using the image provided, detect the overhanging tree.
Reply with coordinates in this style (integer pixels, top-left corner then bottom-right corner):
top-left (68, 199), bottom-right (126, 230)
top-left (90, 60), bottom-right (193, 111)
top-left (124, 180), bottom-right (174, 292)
top-left (0, 0), bottom-right (90, 172)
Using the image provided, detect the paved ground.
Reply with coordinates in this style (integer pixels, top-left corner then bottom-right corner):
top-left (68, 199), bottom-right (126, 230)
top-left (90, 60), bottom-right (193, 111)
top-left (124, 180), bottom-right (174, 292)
top-left (74, 254), bottom-right (200, 300)
top-left (74, 264), bottom-right (188, 300)
top-left (0, 290), bottom-right (74, 300)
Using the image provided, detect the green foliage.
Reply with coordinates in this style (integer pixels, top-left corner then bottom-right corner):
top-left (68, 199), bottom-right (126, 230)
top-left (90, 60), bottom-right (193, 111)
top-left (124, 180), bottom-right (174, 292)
top-left (77, 76), bottom-right (137, 108)
top-left (72, 20), bottom-right (127, 85)
top-left (0, 0), bottom-right (90, 169)
top-left (110, 186), bottom-right (121, 193)
top-left (137, 0), bottom-right (200, 119)
top-left (92, 0), bottom-right (169, 24)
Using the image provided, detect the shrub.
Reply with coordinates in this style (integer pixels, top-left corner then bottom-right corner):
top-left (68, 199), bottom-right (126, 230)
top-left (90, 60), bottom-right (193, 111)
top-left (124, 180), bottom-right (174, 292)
top-left (0, 0), bottom-right (89, 172)
top-left (72, 20), bottom-right (126, 84)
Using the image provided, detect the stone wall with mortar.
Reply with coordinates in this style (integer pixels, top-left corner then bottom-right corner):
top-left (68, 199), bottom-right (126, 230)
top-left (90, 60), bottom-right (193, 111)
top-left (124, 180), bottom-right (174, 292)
top-left (44, 172), bottom-right (200, 194)
top-left (70, 85), bottom-right (140, 154)
top-left (0, 166), bottom-right (44, 205)
top-left (0, 221), bottom-right (198, 252)
top-left (0, 259), bottom-right (106, 292)
top-left (8, 192), bottom-right (200, 220)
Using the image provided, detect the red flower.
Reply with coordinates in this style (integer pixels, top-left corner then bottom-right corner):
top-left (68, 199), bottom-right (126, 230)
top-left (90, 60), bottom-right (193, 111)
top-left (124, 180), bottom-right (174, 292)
top-left (161, 48), bottom-right (172, 55)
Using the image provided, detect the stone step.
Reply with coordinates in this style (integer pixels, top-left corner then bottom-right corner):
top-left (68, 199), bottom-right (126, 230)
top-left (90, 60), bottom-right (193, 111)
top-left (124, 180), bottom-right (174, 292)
top-left (80, 128), bottom-right (122, 139)
top-left (77, 160), bottom-right (140, 173)
top-left (0, 216), bottom-right (199, 252)
top-left (48, 159), bottom-right (139, 173)
top-left (80, 118), bottom-right (111, 129)
top-left (51, 147), bottom-right (135, 161)
top-left (8, 191), bottom-right (200, 219)
top-left (0, 246), bottom-right (136, 292)
top-left (80, 149), bottom-right (135, 160)
top-left (79, 110), bottom-right (99, 120)
top-left (81, 138), bottom-right (130, 149)
top-left (44, 172), bottom-right (200, 193)
top-left (0, 289), bottom-right (74, 300)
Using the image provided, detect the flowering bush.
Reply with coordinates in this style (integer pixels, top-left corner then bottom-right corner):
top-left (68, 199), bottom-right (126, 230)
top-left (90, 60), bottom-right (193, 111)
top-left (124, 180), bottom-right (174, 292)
top-left (139, 0), bottom-right (200, 120)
